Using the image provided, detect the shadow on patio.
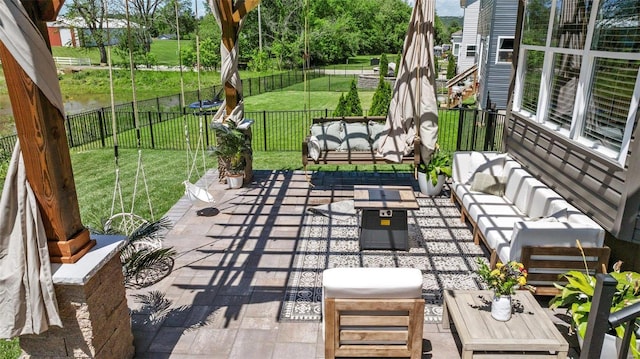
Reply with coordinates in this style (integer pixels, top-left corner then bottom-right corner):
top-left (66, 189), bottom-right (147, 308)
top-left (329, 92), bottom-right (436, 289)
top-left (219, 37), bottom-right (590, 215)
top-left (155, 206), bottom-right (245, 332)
top-left (127, 169), bottom-right (579, 359)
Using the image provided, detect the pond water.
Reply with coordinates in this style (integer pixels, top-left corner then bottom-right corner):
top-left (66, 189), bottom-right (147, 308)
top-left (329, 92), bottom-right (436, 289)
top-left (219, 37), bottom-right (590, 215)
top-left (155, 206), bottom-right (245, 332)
top-left (0, 93), bottom-right (146, 137)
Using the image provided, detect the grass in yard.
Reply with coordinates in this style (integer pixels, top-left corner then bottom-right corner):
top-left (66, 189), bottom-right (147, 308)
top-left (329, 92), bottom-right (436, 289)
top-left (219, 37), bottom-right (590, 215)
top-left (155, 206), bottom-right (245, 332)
top-left (0, 339), bottom-right (20, 359)
top-left (68, 148), bottom-right (413, 228)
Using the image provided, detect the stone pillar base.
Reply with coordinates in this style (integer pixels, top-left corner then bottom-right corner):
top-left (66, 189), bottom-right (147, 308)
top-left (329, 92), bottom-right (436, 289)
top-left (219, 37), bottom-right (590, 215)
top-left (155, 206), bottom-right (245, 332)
top-left (20, 236), bottom-right (134, 359)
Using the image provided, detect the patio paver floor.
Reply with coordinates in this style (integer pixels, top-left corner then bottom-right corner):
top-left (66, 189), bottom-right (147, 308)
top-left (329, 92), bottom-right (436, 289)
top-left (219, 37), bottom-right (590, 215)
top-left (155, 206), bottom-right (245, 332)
top-left (128, 170), bottom-right (579, 359)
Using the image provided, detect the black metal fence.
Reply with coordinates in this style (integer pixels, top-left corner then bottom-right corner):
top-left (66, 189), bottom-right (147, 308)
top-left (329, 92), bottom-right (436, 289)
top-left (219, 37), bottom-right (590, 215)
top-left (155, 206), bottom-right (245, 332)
top-left (0, 107), bottom-right (505, 160)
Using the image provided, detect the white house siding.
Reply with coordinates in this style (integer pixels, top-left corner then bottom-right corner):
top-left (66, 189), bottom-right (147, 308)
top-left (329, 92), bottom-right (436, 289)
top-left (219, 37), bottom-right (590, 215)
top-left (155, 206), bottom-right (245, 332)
top-left (476, 0), bottom-right (517, 109)
top-left (458, 0), bottom-right (480, 74)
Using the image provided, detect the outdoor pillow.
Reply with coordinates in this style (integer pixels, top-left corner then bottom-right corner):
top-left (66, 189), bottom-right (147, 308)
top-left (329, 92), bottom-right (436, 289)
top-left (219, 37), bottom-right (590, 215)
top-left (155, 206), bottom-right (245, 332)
top-left (310, 121), bottom-right (343, 151)
top-left (368, 121), bottom-right (387, 150)
top-left (470, 173), bottom-right (506, 196)
top-left (308, 135), bottom-right (321, 161)
top-left (339, 122), bottom-right (371, 151)
top-left (531, 208), bottom-right (568, 222)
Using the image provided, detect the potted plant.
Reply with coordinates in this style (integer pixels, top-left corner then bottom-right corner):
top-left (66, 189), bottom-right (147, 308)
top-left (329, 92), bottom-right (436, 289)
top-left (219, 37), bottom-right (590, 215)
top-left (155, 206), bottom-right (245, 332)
top-left (211, 120), bottom-right (250, 189)
top-left (549, 241), bottom-right (640, 359)
top-left (417, 148), bottom-right (452, 196)
top-left (476, 258), bottom-right (530, 321)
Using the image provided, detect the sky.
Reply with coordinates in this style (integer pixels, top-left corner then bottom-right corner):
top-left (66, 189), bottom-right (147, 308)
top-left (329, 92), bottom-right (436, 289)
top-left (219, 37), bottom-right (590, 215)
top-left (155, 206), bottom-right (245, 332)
top-left (435, 0), bottom-right (464, 17)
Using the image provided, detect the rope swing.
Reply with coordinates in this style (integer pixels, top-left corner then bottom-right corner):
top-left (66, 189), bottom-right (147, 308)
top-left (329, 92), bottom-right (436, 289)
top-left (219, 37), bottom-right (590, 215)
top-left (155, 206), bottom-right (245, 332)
top-left (180, 0), bottom-right (216, 205)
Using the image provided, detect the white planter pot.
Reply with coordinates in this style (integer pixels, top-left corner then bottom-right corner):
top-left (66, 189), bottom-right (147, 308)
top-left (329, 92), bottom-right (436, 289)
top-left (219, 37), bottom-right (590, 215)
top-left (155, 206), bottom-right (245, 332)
top-left (578, 332), bottom-right (640, 359)
top-left (417, 172), bottom-right (444, 196)
top-left (227, 174), bottom-right (243, 189)
top-left (491, 295), bottom-right (512, 321)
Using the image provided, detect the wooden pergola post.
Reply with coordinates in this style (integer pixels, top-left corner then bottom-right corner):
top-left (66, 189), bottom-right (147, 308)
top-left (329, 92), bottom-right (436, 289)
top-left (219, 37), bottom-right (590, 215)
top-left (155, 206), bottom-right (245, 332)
top-left (216, 0), bottom-right (260, 182)
top-left (0, 0), bottom-right (94, 263)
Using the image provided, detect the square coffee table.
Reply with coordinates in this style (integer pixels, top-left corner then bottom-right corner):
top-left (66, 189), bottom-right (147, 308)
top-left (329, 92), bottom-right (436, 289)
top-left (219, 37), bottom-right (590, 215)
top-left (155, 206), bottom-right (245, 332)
top-left (353, 185), bottom-right (419, 250)
top-left (443, 290), bottom-right (569, 358)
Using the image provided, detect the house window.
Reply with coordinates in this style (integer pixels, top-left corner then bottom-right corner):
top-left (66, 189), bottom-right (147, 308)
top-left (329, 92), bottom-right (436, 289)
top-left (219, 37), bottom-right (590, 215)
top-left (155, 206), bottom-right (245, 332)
top-left (466, 45), bottom-right (476, 57)
top-left (453, 43), bottom-right (460, 56)
top-left (496, 37), bottom-right (514, 63)
top-left (514, 0), bottom-right (640, 165)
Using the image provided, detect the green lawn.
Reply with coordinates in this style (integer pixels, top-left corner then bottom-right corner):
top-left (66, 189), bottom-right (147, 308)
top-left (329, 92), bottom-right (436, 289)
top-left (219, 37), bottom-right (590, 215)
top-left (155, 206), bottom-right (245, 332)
top-left (52, 39), bottom-right (182, 66)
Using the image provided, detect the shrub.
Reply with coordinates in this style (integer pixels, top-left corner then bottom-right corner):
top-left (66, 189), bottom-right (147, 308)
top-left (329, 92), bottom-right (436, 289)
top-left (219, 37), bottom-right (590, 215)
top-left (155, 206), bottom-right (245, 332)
top-left (369, 76), bottom-right (392, 116)
top-left (344, 79), bottom-right (363, 116)
top-left (379, 53), bottom-right (389, 78)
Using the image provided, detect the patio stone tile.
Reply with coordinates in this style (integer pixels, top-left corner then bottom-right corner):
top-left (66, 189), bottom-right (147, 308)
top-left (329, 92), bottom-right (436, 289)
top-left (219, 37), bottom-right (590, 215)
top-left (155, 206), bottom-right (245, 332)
top-left (147, 327), bottom-right (195, 353)
top-left (243, 290), bottom-right (284, 318)
top-left (228, 329), bottom-right (277, 359)
top-left (198, 305), bottom-right (246, 329)
top-left (276, 322), bottom-right (319, 343)
top-left (190, 328), bottom-right (237, 357)
top-left (272, 342), bottom-right (317, 359)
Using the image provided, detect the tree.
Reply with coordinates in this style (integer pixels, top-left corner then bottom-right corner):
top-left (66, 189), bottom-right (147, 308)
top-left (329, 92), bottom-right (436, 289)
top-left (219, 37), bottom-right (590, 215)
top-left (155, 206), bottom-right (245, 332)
top-left (345, 79), bottom-right (363, 116)
top-left (125, 0), bottom-right (165, 53)
top-left (434, 14), bottom-right (448, 45)
top-left (447, 52), bottom-right (456, 79)
top-left (153, 0), bottom-right (196, 39)
top-left (369, 77), bottom-right (392, 116)
top-left (66, 0), bottom-right (111, 64)
top-left (379, 53), bottom-right (389, 78)
top-left (333, 93), bottom-right (348, 116)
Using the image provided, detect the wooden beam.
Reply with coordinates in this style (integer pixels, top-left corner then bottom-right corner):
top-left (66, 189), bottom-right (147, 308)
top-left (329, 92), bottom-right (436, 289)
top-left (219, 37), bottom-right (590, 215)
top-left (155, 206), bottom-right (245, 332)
top-left (0, 1), bottom-right (94, 263)
top-left (232, 0), bottom-right (261, 23)
top-left (218, 0), bottom-right (239, 115)
top-left (34, 0), bottom-right (65, 21)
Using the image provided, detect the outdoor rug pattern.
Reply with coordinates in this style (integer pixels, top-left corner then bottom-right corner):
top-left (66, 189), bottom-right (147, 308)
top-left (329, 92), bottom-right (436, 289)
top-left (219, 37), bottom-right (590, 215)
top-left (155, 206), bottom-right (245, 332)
top-left (279, 196), bottom-right (488, 323)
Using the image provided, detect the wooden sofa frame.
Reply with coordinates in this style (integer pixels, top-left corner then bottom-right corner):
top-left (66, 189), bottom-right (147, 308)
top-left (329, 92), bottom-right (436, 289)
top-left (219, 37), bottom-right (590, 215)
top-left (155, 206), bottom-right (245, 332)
top-left (451, 190), bottom-right (611, 296)
top-left (324, 298), bottom-right (424, 359)
top-left (302, 116), bottom-right (420, 167)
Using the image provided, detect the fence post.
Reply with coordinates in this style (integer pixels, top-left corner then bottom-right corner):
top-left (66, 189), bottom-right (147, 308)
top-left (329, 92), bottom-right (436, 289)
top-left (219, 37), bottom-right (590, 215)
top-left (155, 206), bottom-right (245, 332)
top-left (580, 274), bottom-right (618, 359)
top-left (204, 113), bottom-right (210, 147)
top-left (483, 107), bottom-right (497, 151)
top-left (98, 109), bottom-right (106, 148)
top-left (147, 112), bottom-right (155, 149)
top-left (66, 115), bottom-right (74, 148)
top-left (455, 107), bottom-right (464, 151)
top-left (325, 109), bottom-right (329, 118)
top-left (262, 110), bottom-right (267, 151)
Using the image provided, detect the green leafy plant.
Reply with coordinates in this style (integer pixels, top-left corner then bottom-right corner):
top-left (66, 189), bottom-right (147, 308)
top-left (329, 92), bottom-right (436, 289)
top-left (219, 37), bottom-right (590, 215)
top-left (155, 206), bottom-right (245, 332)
top-left (417, 148), bottom-right (452, 186)
top-left (549, 240), bottom-right (640, 358)
top-left (476, 258), bottom-right (529, 296)
top-left (211, 120), bottom-right (251, 175)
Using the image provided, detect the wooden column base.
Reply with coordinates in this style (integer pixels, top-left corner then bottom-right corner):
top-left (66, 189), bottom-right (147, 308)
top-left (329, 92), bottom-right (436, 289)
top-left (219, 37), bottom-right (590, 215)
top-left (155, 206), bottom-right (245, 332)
top-left (47, 229), bottom-right (96, 263)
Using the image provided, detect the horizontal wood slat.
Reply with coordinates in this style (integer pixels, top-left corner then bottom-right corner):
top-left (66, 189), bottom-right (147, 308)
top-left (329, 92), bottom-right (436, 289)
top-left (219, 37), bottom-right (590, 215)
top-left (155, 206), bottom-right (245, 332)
top-left (335, 299), bottom-right (419, 311)
top-left (340, 315), bottom-right (410, 327)
top-left (340, 330), bottom-right (408, 342)
top-left (335, 345), bottom-right (411, 357)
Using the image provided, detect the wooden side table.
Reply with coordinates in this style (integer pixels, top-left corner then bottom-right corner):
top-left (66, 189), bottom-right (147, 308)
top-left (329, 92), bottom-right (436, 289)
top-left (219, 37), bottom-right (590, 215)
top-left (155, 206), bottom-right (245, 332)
top-left (443, 290), bottom-right (568, 358)
top-left (353, 185), bottom-right (419, 250)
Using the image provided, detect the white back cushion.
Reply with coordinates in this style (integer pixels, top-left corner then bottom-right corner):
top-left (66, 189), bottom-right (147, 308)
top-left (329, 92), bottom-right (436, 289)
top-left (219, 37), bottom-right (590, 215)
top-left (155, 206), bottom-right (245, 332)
top-left (452, 151), bottom-right (507, 184)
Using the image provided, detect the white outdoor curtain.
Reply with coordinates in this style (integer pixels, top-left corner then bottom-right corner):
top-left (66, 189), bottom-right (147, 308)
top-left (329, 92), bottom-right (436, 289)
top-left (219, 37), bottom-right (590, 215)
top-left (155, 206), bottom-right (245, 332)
top-left (0, 0), bottom-right (63, 337)
top-left (0, 142), bottom-right (62, 338)
top-left (208, 0), bottom-right (245, 125)
top-left (377, 0), bottom-right (438, 163)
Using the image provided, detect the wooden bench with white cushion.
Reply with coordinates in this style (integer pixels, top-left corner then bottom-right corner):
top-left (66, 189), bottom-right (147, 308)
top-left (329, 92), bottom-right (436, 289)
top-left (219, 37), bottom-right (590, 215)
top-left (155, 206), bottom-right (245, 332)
top-left (322, 267), bottom-right (424, 359)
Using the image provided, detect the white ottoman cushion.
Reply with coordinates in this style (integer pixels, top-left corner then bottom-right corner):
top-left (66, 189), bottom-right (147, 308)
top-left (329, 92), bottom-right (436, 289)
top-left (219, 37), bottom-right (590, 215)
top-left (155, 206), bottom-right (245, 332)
top-left (323, 267), bottom-right (423, 299)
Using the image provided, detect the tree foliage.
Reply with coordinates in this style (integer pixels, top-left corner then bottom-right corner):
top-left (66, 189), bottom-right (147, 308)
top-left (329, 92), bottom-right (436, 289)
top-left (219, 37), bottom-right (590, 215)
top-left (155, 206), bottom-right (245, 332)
top-left (447, 52), bottom-right (457, 79)
top-left (66, 0), bottom-right (112, 64)
top-left (379, 53), bottom-right (389, 78)
top-left (345, 79), bottom-right (363, 116)
top-left (369, 77), bottom-right (392, 116)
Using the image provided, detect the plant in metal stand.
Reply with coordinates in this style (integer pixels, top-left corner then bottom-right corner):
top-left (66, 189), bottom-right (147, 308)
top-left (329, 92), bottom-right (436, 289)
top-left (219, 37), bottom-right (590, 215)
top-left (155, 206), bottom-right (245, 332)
top-left (211, 120), bottom-right (251, 182)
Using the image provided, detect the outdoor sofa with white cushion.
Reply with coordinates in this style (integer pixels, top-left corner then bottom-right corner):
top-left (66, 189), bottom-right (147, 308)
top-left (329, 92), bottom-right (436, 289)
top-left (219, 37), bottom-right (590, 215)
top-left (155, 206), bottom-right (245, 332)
top-left (451, 151), bottom-right (610, 295)
top-left (302, 117), bottom-right (420, 166)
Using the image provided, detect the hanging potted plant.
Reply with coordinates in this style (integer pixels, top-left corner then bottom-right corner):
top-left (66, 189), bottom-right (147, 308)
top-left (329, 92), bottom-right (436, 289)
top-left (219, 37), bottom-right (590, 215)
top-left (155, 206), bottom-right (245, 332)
top-left (211, 120), bottom-right (250, 189)
top-left (417, 148), bottom-right (452, 196)
top-left (550, 241), bottom-right (640, 359)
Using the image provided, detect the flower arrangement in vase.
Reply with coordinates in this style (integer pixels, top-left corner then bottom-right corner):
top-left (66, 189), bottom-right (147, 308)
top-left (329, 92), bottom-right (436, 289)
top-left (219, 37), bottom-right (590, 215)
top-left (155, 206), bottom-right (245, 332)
top-left (476, 258), bottom-right (529, 321)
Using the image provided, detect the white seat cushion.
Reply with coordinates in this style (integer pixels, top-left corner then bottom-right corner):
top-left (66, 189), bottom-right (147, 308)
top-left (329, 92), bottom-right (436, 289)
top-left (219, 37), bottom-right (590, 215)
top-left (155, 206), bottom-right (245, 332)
top-left (323, 267), bottom-right (422, 299)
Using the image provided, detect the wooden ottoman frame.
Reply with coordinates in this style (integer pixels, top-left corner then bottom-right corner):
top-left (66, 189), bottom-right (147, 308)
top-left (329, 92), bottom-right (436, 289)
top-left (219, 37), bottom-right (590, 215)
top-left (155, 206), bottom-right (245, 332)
top-left (324, 298), bottom-right (424, 359)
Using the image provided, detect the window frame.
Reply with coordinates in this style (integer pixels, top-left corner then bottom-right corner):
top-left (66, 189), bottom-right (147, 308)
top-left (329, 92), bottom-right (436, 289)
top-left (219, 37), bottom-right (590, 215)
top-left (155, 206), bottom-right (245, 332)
top-left (495, 36), bottom-right (515, 64)
top-left (513, 0), bottom-right (640, 166)
top-left (466, 44), bottom-right (477, 58)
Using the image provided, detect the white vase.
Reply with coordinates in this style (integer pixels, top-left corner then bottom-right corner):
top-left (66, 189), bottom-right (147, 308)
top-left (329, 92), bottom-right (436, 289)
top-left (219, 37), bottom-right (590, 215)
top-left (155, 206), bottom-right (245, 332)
top-left (227, 174), bottom-right (243, 189)
top-left (417, 172), bottom-right (444, 196)
top-left (491, 295), bottom-right (512, 321)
